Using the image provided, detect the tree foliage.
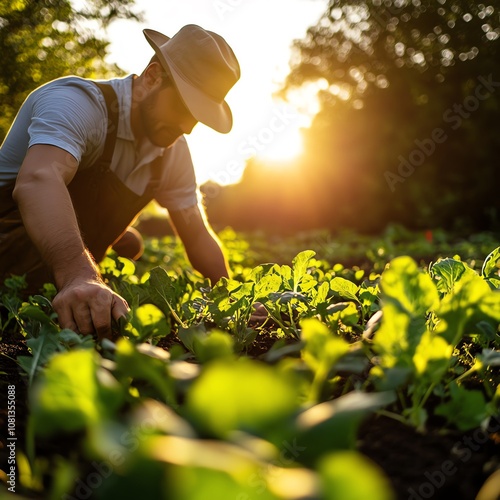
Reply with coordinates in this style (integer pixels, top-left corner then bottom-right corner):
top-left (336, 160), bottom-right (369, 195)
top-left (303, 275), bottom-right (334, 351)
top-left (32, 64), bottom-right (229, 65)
top-left (207, 1), bottom-right (500, 234)
top-left (0, 0), bottom-right (143, 140)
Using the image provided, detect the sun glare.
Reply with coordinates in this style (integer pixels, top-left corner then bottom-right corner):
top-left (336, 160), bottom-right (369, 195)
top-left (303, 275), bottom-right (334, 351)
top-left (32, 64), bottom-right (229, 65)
top-left (256, 125), bottom-right (304, 163)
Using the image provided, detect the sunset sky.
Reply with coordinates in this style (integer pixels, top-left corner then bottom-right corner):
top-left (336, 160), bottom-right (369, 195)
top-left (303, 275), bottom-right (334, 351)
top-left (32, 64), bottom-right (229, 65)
top-left (99, 0), bottom-right (326, 184)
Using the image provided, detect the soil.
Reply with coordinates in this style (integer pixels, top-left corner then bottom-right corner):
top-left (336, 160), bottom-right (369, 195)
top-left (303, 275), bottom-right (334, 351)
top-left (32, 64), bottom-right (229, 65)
top-left (1, 327), bottom-right (499, 500)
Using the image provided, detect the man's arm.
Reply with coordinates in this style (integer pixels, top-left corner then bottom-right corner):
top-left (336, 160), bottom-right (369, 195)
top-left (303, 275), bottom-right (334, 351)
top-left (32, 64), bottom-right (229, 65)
top-left (13, 144), bottom-right (129, 337)
top-left (168, 204), bottom-right (229, 284)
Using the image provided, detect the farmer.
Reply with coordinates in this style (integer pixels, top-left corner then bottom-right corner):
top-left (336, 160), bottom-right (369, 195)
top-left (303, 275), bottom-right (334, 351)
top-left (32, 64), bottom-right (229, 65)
top-left (0, 25), bottom-right (240, 338)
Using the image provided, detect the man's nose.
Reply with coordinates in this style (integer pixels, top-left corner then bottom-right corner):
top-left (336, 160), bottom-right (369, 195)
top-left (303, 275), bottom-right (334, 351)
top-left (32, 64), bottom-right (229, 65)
top-left (181, 116), bottom-right (198, 135)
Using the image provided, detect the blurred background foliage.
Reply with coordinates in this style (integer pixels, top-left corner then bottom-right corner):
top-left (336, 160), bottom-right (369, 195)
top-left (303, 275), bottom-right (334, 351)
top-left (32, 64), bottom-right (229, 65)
top-left (1, 0), bottom-right (499, 236)
top-left (204, 0), bottom-right (500, 235)
top-left (0, 0), bottom-right (142, 138)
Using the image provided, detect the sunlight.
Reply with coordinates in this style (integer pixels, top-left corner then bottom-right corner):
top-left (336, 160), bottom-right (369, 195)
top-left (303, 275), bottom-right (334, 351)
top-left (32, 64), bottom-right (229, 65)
top-left (255, 123), bottom-right (304, 162)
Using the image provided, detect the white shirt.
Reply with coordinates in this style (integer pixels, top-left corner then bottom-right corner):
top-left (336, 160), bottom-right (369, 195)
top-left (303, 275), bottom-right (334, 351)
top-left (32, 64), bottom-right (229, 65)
top-left (0, 75), bottom-right (198, 212)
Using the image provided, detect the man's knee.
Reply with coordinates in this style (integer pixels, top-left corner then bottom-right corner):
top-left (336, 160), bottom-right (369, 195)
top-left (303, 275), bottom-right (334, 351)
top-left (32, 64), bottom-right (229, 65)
top-left (111, 227), bottom-right (144, 260)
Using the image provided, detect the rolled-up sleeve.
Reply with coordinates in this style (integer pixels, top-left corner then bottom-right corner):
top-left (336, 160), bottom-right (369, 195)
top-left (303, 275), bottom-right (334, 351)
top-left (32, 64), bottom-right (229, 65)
top-left (28, 80), bottom-right (106, 163)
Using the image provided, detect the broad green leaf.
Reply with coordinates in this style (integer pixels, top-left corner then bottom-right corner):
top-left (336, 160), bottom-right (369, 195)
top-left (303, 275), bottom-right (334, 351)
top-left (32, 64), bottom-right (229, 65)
top-left (135, 303), bottom-right (165, 326)
top-left (301, 318), bottom-right (349, 402)
top-left (292, 250), bottom-right (316, 292)
top-left (329, 277), bottom-right (360, 304)
top-left (30, 350), bottom-right (123, 436)
top-left (179, 328), bottom-right (235, 364)
top-left (301, 318), bottom-right (349, 373)
top-left (311, 281), bottom-right (330, 307)
top-left (299, 273), bottom-right (318, 294)
top-left (115, 338), bottom-right (174, 405)
top-left (435, 383), bottom-right (489, 431)
top-left (193, 331), bottom-right (234, 364)
top-left (248, 263), bottom-right (277, 283)
top-left (430, 258), bottom-right (476, 295)
top-left (131, 303), bottom-right (170, 340)
top-left (254, 273), bottom-right (283, 300)
top-left (18, 303), bottom-right (53, 324)
top-left (148, 267), bottom-right (182, 312)
top-left (435, 273), bottom-right (496, 346)
top-left (319, 451), bottom-right (395, 500)
top-left (185, 359), bottom-right (300, 438)
top-left (482, 246), bottom-right (500, 289)
top-left (279, 264), bottom-right (293, 288)
top-left (373, 302), bottom-right (426, 369)
top-left (381, 256), bottom-right (439, 315)
top-left (413, 331), bottom-right (452, 383)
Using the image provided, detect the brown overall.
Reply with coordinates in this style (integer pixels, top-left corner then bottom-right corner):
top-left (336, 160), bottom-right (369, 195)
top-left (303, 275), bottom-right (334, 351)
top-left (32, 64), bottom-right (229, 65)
top-left (0, 83), bottom-right (161, 293)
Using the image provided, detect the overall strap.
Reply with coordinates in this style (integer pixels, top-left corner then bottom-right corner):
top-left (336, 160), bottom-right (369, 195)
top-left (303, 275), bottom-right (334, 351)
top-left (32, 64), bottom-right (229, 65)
top-left (93, 82), bottom-right (119, 172)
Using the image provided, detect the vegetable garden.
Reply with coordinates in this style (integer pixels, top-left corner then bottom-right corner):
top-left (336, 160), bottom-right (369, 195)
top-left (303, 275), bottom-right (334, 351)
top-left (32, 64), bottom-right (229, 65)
top-left (1, 226), bottom-right (499, 500)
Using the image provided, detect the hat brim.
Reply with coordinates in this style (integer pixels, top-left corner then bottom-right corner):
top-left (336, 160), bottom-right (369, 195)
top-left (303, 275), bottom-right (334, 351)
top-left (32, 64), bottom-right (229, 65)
top-left (143, 29), bottom-right (233, 134)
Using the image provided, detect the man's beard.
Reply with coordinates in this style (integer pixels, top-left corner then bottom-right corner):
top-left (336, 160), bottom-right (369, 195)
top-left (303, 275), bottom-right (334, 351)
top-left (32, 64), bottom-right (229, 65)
top-left (139, 90), bottom-right (181, 148)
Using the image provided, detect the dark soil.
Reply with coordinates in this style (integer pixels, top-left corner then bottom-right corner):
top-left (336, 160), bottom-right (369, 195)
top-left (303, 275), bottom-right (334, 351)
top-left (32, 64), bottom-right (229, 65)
top-left (358, 414), bottom-right (500, 500)
top-left (2, 327), bottom-right (499, 500)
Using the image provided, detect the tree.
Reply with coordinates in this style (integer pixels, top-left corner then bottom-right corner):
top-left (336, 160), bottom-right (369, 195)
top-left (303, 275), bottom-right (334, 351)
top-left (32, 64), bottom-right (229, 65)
top-left (269, 0), bottom-right (500, 232)
top-left (0, 0), bottom-right (143, 140)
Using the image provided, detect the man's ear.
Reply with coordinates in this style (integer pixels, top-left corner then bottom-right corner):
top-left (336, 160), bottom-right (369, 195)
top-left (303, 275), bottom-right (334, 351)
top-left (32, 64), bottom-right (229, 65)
top-left (144, 61), bottom-right (164, 89)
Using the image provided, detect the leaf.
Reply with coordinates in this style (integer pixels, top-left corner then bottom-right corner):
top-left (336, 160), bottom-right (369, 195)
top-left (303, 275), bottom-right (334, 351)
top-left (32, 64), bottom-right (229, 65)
top-left (254, 274), bottom-right (283, 301)
top-left (435, 273), bottom-right (496, 346)
top-left (30, 350), bottom-right (124, 436)
top-left (430, 258), bottom-right (476, 294)
top-left (319, 451), bottom-right (395, 500)
top-left (292, 250), bottom-right (316, 292)
top-left (132, 303), bottom-right (170, 341)
top-left (18, 303), bottom-right (53, 324)
top-left (18, 325), bottom-right (64, 386)
top-left (192, 330), bottom-right (235, 364)
top-left (311, 281), bottom-right (330, 307)
top-left (185, 358), bottom-right (300, 439)
top-left (374, 257), bottom-right (440, 371)
top-left (115, 338), bottom-right (174, 405)
top-left (373, 302), bottom-right (426, 369)
top-left (301, 318), bottom-right (349, 375)
top-left (148, 267), bottom-right (185, 326)
top-left (435, 383), bottom-right (489, 431)
top-left (481, 246), bottom-right (500, 289)
top-left (381, 257), bottom-right (439, 315)
top-left (149, 266), bottom-right (179, 304)
top-left (412, 331), bottom-right (452, 383)
top-left (329, 277), bottom-right (360, 304)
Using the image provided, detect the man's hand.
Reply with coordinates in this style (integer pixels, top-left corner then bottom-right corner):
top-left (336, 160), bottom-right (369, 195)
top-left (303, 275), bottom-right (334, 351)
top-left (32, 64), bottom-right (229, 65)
top-left (52, 279), bottom-right (129, 340)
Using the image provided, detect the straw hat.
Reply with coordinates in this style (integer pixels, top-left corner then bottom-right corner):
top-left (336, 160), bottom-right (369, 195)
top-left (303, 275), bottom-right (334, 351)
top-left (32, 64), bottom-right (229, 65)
top-left (143, 25), bottom-right (240, 133)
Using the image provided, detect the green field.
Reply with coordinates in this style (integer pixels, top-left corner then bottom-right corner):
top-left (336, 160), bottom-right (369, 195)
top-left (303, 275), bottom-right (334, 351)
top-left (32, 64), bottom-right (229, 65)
top-left (1, 227), bottom-right (499, 500)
